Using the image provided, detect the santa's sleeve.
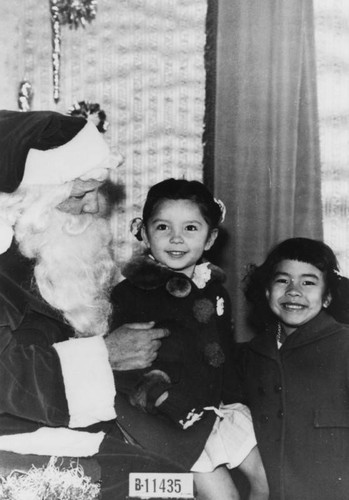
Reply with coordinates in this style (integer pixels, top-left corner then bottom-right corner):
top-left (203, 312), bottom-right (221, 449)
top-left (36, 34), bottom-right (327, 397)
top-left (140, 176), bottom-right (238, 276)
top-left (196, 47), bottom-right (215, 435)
top-left (53, 337), bottom-right (116, 428)
top-left (0, 326), bottom-right (116, 429)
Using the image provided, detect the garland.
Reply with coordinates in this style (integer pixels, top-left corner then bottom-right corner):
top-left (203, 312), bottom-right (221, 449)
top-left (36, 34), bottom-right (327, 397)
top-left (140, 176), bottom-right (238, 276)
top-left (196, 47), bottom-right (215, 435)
top-left (0, 457), bottom-right (100, 500)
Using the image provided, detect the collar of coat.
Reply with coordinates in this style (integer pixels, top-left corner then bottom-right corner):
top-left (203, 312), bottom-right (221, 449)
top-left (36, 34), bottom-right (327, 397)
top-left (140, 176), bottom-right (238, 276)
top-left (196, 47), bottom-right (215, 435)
top-left (121, 254), bottom-right (225, 291)
top-left (248, 311), bottom-right (347, 358)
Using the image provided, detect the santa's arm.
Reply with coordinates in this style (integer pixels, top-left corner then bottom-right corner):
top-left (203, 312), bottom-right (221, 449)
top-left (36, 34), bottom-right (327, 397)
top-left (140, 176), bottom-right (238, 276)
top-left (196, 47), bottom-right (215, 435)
top-left (0, 326), bottom-right (116, 428)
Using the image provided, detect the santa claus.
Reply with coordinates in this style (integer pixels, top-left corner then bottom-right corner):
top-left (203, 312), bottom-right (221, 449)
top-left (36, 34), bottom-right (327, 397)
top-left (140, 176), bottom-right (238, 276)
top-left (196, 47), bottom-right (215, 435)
top-left (0, 110), bottom-right (177, 499)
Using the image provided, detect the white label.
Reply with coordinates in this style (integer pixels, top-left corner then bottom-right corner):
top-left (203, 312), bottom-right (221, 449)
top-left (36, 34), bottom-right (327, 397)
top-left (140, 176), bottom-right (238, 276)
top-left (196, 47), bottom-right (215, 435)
top-left (129, 472), bottom-right (194, 498)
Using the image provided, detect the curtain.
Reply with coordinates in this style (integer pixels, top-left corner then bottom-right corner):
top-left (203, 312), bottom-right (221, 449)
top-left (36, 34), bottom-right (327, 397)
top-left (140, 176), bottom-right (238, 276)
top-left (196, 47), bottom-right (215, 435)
top-left (314, 0), bottom-right (349, 277)
top-left (207, 0), bottom-right (323, 341)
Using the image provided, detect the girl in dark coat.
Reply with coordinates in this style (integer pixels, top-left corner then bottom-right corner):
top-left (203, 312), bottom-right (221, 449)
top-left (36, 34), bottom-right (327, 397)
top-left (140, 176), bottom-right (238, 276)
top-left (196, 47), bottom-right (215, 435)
top-left (241, 237), bottom-right (349, 500)
top-left (111, 179), bottom-right (269, 500)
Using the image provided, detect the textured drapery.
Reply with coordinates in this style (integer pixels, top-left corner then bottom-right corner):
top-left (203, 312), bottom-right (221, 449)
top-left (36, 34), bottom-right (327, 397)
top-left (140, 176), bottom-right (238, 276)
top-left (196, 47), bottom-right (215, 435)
top-left (211, 0), bottom-right (323, 340)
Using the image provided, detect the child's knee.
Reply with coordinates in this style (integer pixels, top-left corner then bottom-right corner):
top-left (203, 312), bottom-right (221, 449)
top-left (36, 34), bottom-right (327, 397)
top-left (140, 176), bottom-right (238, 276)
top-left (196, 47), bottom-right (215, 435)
top-left (239, 447), bottom-right (268, 489)
top-left (248, 464), bottom-right (269, 497)
top-left (252, 459), bottom-right (267, 480)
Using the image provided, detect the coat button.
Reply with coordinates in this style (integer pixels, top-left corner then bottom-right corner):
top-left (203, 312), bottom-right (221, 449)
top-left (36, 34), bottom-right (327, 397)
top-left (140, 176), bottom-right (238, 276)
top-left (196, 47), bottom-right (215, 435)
top-left (260, 414), bottom-right (269, 423)
top-left (277, 410), bottom-right (284, 418)
top-left (274, 385), bottom-right (282, 393)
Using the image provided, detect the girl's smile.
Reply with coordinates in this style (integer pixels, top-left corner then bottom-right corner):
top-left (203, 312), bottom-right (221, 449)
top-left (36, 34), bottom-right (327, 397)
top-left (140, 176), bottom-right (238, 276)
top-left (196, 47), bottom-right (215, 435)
top-left (266, 259), bottom-right (331, 336)
top-left (166, 250), bottom-right (189, 260)
top-left (142, 199), bottom-right (217, 278)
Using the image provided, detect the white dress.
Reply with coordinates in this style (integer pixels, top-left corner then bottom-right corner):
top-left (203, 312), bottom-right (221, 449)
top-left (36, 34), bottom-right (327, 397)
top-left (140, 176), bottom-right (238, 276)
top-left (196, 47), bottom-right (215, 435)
top-left (191, 402), bottom-right (257, 472)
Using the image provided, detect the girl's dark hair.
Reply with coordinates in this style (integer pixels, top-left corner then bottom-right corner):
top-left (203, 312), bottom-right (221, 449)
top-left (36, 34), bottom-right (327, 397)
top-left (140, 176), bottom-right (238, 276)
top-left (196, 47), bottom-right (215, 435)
top-left (243, 237), bottom-right (349, 328)
top-left (137, 178), bottom-right (222, 239)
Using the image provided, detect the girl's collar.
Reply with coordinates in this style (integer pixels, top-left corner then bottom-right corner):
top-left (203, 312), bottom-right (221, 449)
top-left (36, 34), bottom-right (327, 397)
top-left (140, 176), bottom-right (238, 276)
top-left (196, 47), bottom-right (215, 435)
top-left (122, 254), bottom-right (225, 291)
top-left (146, 254), bottom-right (211, 288)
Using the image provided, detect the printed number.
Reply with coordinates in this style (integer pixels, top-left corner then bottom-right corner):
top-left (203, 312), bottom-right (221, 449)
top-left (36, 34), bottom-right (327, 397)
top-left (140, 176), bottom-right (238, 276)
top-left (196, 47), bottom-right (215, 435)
top-left (129, 473), bottom-right (193, 498)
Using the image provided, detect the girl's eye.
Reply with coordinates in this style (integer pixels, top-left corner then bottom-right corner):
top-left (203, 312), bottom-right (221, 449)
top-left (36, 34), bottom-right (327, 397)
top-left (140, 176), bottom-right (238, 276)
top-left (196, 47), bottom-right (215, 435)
top-left (185, 224), bottom-right (198, 231)
top-left (303, 280), bottom-right (316, 286)
top-left (72, 194), bottom-right (85, 200)
top-left (274, 278), bottom-right (289, 284)
top-left (155, 223), bottom-right (168, 231)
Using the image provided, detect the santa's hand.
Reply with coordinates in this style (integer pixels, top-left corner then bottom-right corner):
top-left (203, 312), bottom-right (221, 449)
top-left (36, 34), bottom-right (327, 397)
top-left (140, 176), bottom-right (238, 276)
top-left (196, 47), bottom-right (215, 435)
top-left (105, 322), bottom-right (169, 370)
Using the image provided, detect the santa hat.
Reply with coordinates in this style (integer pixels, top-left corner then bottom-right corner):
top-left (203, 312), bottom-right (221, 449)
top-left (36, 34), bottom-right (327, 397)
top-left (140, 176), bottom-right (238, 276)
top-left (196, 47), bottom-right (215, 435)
top-left (0, 109), bottom-right (123, 253)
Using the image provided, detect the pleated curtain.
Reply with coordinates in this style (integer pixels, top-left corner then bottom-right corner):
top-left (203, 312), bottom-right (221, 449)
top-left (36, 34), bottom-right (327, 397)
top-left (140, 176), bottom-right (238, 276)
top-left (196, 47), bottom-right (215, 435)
top-left (208, 0), bottom-right (323, 340)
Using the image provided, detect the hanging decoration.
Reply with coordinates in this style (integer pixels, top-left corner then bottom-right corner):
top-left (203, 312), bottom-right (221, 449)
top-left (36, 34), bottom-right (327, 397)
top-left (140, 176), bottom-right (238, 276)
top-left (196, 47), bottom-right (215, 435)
top-left (55, 0), bottom-right (98, 29)
top-left (17, 80), bottom-right (34, 112)
top-left (68, 100), bottom-right (108, 133)
top-left (49, 0), bottom-right (98, 103)
top-left (50, 0), bottom-right (62, 104)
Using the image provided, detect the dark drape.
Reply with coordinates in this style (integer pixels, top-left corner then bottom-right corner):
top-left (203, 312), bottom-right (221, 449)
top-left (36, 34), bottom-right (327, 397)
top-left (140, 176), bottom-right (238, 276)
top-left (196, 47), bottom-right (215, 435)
top-left (205, 0), bottom-right (323, 341)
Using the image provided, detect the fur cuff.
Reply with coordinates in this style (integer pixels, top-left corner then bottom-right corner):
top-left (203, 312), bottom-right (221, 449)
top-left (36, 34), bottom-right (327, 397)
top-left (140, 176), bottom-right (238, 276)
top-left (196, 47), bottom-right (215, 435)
top-left (0, 427), bottom-right (105, 457)
top-left (54, 337), bottom-right (116, 428)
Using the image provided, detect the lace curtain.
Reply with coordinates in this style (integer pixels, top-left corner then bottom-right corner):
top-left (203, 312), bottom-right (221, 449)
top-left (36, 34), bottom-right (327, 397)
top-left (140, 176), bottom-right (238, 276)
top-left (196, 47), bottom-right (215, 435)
top-left (314, 0), bottom-right (349, 277)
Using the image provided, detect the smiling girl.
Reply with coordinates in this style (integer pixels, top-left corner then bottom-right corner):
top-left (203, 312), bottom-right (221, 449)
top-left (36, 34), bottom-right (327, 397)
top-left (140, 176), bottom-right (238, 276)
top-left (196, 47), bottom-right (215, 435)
top-left (241, 237), bottom-right (349, 500)
top-left (266, 258), bottom-right (332, 339)
top-left (111, 179), bottom-right (269, 500)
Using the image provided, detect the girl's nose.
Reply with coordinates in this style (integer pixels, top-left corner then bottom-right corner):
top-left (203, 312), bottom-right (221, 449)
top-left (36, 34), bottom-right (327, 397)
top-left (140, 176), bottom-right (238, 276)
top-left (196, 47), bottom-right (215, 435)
top-left (170, 231), bottom-right (184, 243)
top-left (286, 281), bottom-right (301, 295)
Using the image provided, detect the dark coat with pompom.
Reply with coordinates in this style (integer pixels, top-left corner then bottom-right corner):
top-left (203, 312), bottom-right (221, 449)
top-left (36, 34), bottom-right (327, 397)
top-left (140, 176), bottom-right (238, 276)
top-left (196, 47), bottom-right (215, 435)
top-left (111, 255), bottom-right (239, 468)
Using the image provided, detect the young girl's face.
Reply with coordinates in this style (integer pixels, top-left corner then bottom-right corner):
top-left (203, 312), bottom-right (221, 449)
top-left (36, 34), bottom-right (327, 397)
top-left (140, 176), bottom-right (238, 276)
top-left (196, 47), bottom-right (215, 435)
top-left (266, 259), bottom-right (331, 336)
top-left (142, 199), bottom-right (217, 278)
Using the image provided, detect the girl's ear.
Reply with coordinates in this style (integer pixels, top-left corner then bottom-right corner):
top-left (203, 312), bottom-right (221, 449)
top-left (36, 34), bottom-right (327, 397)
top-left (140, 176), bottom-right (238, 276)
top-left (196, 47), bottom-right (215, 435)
top-left (204, 228), bottom-right (218, 251)
top-left (323, 293), bottom-right (332, 309)
top-left (265, 289), bottom-right (270, 301)
top-left (141, 226), bottom-right (150, 248)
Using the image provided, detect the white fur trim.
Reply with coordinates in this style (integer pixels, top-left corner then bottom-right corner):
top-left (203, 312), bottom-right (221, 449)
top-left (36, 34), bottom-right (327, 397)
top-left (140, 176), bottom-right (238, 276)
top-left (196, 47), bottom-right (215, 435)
top-left (0, 427), bottom-right (105, 457)
top-left (22, 122), bottom-right (120, 186)
top-left (192, 262), bottom-right (211, 289)
top-left (53, 337), bottom-right (116, 428)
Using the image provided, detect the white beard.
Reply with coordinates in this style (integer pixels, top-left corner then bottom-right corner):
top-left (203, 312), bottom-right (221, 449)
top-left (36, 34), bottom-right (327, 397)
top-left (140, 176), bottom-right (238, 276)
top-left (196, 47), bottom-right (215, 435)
top-left (15, 208), bottom-right (119, 337)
